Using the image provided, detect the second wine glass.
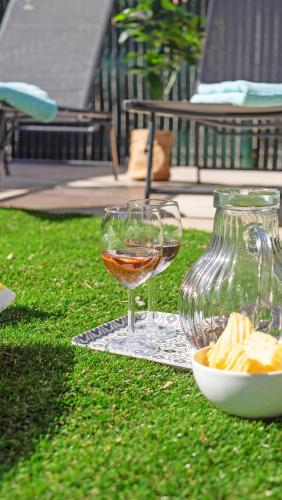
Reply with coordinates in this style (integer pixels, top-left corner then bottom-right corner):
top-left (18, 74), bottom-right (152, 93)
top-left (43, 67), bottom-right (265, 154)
top-left (128, 199), bottom-right (182, 339)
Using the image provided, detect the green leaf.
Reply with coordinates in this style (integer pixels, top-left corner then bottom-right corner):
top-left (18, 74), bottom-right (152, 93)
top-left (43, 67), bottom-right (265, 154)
top-left (118, 30), bottom-right (131, 44)
top-left (114, 8), bottom-right (133, 22)
top-left (147, 72), bottom-right (163, 99)
top-left (161, 0), bottom-right (175, 11)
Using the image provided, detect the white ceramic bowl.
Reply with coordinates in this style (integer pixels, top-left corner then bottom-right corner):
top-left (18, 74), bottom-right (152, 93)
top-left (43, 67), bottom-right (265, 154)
top-left (192, 347), bottom-right (282, 419)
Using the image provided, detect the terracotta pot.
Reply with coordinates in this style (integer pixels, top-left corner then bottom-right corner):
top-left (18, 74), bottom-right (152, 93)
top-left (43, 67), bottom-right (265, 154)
top-left (127, 129), bottom-right (173, 181)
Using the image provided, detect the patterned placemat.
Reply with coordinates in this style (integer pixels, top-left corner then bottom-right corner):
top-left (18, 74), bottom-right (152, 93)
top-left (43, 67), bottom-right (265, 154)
top-left (72, 312), bottom-right (195, 369)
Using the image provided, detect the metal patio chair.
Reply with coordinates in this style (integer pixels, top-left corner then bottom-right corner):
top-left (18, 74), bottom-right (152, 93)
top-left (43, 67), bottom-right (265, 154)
top-left (0, 0), bottom-right (119, 178)
top-left (124, 0), bottom-right (282, 198)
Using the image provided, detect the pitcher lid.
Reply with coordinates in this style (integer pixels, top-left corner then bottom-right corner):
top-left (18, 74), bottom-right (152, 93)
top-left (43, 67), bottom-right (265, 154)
top-left (213, 188), bottom-right (280, 209)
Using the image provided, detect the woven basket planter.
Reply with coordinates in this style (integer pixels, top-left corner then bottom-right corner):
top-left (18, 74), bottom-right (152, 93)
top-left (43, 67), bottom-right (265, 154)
top-left (127, 129), bottom-right (173, 181)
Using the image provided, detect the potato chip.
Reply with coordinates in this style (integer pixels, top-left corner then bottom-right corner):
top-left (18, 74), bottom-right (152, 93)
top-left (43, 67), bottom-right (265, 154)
top-left (207, 312), bottom-right (254, 369)
top-left (222, 343), bottom-right (268, 373)
top-left (272, 344), bottom-right (282, 371)
top-left (244, 331), bottom-right (276, 363)
top-left (244, 332), bottom-right (282, 371)
top-left (223, 343), bottom-right (250, 372)
top-left (206, 311), bottom-right (282, 373)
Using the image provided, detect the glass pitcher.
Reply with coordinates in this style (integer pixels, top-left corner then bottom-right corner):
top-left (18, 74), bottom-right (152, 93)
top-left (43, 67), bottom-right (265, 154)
top-left (179, 188), bottom-right (282, 349)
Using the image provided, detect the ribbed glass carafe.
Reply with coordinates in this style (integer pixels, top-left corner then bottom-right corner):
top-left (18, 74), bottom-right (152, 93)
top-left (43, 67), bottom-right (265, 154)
top-left (179, 188), bottom-right (282, 349)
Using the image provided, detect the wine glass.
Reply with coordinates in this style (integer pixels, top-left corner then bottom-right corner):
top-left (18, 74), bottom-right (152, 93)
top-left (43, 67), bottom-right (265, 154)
top-left (101, 204), bottom-right (163, 356)
top-left (128, 199), bottom-right (182, 339)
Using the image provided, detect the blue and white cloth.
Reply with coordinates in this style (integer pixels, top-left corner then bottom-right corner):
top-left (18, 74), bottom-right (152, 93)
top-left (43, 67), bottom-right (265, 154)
top-left (190, 81), bottom-right (282, 107)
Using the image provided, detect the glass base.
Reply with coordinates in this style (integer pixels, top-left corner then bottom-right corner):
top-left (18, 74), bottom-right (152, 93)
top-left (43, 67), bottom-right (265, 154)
top-left (106, 336), bottom-right (160, 357)
top-left (135, 318), bottom-right (177, 341)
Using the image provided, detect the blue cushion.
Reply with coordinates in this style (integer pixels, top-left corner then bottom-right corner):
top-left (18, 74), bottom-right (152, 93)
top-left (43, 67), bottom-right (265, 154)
top-left (0, 82), bottom-right (57, 121)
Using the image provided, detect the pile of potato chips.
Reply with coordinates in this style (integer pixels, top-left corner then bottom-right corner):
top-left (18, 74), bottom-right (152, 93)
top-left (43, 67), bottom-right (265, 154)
top-left (207, 312), bottom-right (282, 373)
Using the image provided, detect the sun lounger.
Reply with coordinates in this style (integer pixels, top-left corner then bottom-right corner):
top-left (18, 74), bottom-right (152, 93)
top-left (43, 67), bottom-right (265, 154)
top-left (124, 0), bottom-right (282, 197)
top-left (0, 0), bottom-right (119, 178)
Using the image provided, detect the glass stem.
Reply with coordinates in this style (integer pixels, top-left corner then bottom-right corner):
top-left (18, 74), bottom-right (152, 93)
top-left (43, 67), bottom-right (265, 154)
top-left (127, 288), bottom-right (135, 343)
top-left (148, 276), bottom-right (156, 321)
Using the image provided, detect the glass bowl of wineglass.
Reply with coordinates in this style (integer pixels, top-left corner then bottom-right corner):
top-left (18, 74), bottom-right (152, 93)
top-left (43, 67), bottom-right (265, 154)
top-left (128, 199), bottom-right (182, 339)
top-left (101, 204), bottom-right (163, 356)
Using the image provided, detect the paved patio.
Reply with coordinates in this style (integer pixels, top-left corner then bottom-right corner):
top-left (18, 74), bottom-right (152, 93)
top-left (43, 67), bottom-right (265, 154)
top-left (0, 161), bottom-right (281, 234)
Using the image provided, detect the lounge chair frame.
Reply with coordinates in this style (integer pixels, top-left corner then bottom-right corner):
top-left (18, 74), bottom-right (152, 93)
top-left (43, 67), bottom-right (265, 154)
top-left (0, 106), bottom-right (119, 179)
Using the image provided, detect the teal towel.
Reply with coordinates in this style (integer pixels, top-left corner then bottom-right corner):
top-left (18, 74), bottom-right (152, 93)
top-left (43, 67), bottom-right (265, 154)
top-left (0, 82), bottom-right (57, 121)
top-left (190, 80), bottom-right (282, 107)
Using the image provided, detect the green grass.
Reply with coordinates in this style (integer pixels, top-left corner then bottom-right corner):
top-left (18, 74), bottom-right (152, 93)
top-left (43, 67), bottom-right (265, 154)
top-left (0, 208), bottom-right (281, 499)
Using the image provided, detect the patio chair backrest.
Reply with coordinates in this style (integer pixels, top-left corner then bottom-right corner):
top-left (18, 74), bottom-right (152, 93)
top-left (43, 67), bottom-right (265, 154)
top-left (200, 0), bottom-right (282, 84)
top-left (0, 0), bottom-right (114, 110)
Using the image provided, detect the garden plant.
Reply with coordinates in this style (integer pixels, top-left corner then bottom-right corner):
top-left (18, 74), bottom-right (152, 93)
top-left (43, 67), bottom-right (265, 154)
top-left (114, 0), bottom-right (203, 99)
top-left (114, 0), bottom-right (204, 181)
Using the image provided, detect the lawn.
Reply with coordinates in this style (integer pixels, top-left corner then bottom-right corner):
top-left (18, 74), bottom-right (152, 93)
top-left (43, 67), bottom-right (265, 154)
top-left (0, 208), bottom-right (281, 499)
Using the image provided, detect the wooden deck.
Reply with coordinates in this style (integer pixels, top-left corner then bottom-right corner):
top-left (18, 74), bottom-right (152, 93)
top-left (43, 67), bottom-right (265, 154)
top-left (0, 161), bottom-right (281, 234)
